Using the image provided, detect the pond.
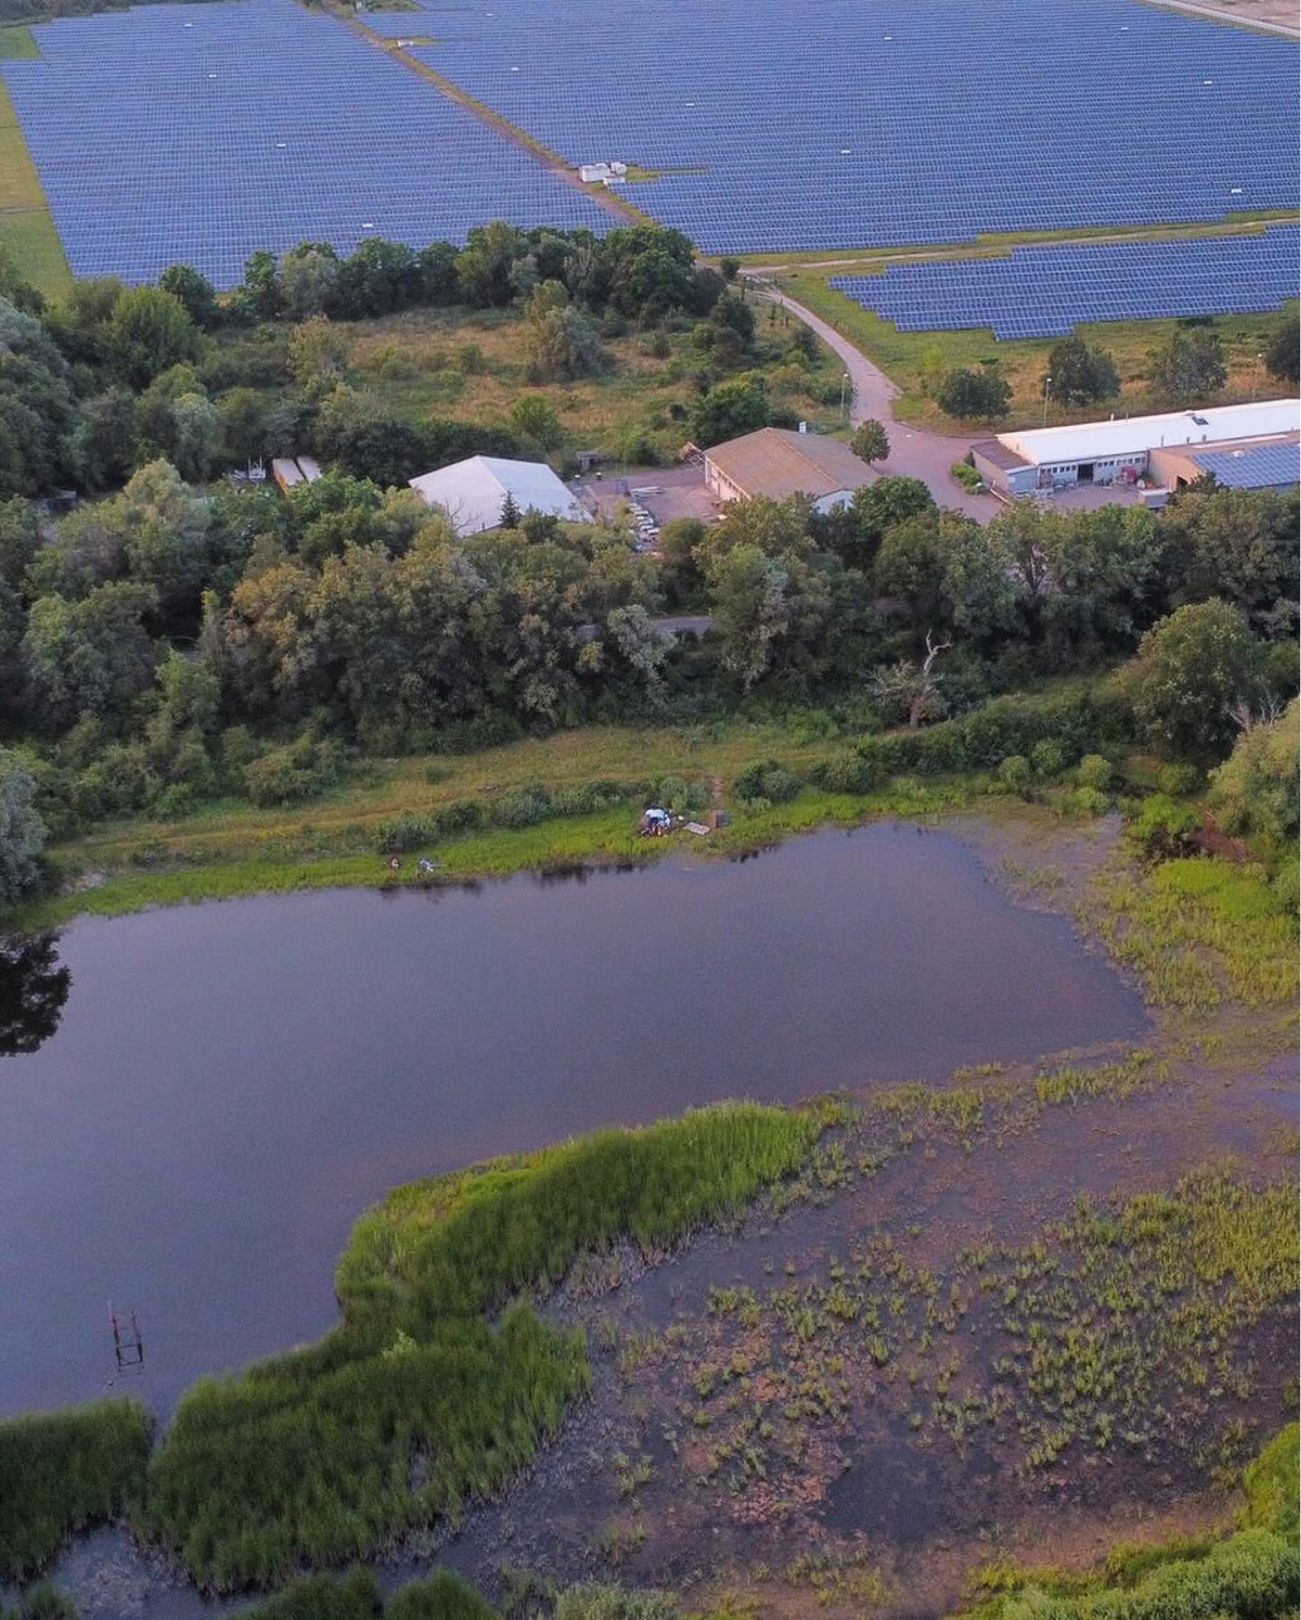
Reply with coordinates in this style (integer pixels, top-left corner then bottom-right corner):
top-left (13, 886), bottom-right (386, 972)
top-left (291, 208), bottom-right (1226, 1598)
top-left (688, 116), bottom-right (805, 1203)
top-left (0, 822), bottom-right (1146, 1422)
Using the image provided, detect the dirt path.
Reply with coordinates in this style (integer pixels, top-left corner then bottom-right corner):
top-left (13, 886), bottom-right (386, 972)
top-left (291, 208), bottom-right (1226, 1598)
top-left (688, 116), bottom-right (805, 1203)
top-left (752, 284), bottom-right (1001, 522)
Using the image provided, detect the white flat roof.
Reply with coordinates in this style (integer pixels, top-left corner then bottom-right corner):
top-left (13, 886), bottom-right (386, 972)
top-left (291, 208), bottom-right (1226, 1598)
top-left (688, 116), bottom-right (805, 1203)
top-left (999, 399), bottom-right (1301, 467)
top-left (408, 455), bottom-right (586, 537)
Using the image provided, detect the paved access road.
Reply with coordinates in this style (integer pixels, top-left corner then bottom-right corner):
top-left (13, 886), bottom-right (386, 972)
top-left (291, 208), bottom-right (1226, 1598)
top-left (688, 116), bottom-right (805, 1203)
top-left (754, 285), bottom-right (1001, 523)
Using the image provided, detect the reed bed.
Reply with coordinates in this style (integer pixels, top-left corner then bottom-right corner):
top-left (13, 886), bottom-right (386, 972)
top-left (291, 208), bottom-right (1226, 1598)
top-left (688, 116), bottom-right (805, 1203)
top-left (141, 1103), bottom-right (822, 1588)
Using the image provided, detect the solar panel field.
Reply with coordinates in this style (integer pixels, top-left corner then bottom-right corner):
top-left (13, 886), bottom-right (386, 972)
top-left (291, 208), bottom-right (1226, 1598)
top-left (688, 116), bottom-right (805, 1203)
top-left (0, 0), bottom-right (1295, 307)
top-left (830, 227), bottom-right (1301, 339)
top-left (0, 0), bottom-right (612, 288)
top-left (412, 0), bottom-right (1297, 253)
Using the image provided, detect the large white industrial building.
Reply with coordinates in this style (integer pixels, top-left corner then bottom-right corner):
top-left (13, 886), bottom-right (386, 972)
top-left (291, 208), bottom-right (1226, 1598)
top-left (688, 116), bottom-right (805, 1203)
top-left (408, 456), bottom-right (587, 537)
top-left (972, 399), bottom-right (1300, 500)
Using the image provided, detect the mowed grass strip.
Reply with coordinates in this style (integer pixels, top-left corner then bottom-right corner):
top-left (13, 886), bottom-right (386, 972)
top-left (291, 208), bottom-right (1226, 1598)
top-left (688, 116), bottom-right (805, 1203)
top-left (140, 1102), bottom-right (824, 1588)
top-left (0, 72), bottom-right (72, 298)
top-left (0, 26), bottom-right (39, 58)
top-left (0, 1399), bottom-right (154, 1580)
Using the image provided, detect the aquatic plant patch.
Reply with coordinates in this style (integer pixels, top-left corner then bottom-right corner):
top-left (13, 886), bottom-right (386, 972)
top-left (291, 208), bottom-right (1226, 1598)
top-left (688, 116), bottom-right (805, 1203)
top-left (140, 1102), bottom-right (824, 1587)
top-left (0, 1398), bottom-right (153, 1580)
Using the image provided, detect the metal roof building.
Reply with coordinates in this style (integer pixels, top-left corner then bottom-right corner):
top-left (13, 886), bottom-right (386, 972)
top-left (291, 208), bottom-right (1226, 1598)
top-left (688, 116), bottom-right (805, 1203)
top-left (408, 456), bottom-right (587, 537)
top-left (703, 427), bottom-right (874, 512)
top-left (972, 399), bottom-right (1300, 499)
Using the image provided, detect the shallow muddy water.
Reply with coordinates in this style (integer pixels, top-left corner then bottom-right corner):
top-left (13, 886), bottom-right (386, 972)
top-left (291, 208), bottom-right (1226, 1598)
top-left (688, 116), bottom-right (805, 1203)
top-left (0, 822), bottom-right (1147, 1423)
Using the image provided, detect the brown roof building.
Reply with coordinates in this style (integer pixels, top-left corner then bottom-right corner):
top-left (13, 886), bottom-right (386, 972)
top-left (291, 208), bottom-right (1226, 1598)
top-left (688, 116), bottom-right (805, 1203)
top-left (704, 427), bottom-right (873, 511)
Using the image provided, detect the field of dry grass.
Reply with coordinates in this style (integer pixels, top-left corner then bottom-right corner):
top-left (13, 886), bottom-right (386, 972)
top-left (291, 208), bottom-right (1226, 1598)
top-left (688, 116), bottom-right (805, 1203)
top-left (340, 297), bottom-right (846, 461)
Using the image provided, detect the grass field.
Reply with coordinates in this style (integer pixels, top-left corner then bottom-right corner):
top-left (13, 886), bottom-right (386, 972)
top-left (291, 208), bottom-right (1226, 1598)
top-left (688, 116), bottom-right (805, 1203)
top-left (331, 295), bottom-right (844, 459)
top-left (0, 68), bottom-right (72, 299)
top-left (15, 716), bottom-right (1004, 928)
top-left (0, 25), bottom-right (38, 57)
top-left (775, 259), bottom-right (1297, 433)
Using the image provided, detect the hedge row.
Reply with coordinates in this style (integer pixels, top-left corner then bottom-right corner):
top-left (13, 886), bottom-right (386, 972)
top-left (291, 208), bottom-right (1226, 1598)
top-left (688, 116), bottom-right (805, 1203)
top-left (374, 780), bottom-right (637, 855)
top-left (814, 689), bottom-right (1134, 794)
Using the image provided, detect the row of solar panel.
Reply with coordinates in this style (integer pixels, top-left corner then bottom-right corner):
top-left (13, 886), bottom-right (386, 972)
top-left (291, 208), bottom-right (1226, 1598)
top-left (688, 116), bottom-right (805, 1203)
top-left (0, 0), bottom-right (614, 284)
top-left (830, 227), bottom-right (1300, 339)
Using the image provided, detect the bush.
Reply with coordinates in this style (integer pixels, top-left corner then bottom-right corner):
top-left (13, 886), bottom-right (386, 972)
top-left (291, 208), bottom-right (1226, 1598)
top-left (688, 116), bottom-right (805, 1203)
top-left (390, 1571), bottom-right (501, 1620)
top-left (1030, 738), bottom-right (1067, 778)
top-left (997, 754), bottom-right (1032, 794)
top-left (1076, 754), bottom-right (1112, 792)
top-left (243, 737), bottom-right (345, 807)
top-left (813, 688), bottom-right (1134, 794)
top-left (652, 775), bottom-right (708, 814)
top-left (493, 787), bottom-right (551, 828)
top-left (1207, 700), bottom-right (1299, 845)
top-left (1157, 762), bottom-right (1203, 798)
top-left (0, 1400), bottom-right (153, 1580)
top-left (1126, 794), bottom-right (1201, 861)
top-left (243, 1571), bottom-right (383, 1620)
top-left (732, 759), bottom-right (802, 805)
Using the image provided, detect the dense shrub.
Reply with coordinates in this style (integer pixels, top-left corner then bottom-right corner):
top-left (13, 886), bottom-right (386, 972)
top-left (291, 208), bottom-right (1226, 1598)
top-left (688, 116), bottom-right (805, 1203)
top-left (390, 1571), bottom-right (502, 1620)
top-left (243, 1571), bottom-right (382, 1620)
top-left (997, 755), bottom-right (1032, 794)
top-left (813, 688), bottom-right (1134, 793)
top-left (732, 758), bottom-right (802, 805)
top-left (1207, 701), bottom-right (1299, 845)
top-left (1030, 738), bottom-right (1067, 778)
top-left (1156, 762), bottom-right (1202, 798)
top-left (1076, 754), bottom-right (1112, 793)
top-left (373, 782), bottom-right (634, 854)
top-left (1126, 794), bottom-right (1201, 862)
top-left (243, 736), bottom-right (346, 808)
top-left (0, 1400), bottom-right (153, 1580)
top-left (651, 775), bottom-right (709, 814)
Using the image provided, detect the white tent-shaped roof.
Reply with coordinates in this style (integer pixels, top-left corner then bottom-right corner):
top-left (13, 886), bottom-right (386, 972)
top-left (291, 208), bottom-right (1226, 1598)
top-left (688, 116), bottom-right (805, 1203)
top-left (408, 456), bottom-right (586, 537)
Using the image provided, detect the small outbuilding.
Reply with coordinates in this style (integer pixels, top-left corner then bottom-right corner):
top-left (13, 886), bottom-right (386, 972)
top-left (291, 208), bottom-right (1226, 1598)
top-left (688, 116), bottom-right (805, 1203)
top-left (703, 426), bottom-right (874, 511)
top-left (408, 455), bottom-right (588, 537)
top-left (271, 455), bottom-right (323, 494)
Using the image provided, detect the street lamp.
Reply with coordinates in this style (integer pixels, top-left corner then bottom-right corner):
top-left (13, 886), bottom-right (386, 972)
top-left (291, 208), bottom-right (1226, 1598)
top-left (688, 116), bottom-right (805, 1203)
top-left (1251, 352), bottom-right (1264, 400)
top-left (1042, 374), bottom-right (1053, 427)
top-left (840, 371), bottom-right (852, 422)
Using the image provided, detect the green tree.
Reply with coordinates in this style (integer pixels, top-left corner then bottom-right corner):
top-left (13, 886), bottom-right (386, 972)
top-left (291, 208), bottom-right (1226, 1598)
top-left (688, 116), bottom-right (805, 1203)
top-left (1207, 698), bottom-right (1299, 844)
top-left (1044, 336), bottom-right (1120, 405)
top-left (691, 375), bottom-right (770, 446)
top-left (107, 287), bottom-right (202, 389)
top-left (850, 419), bottom-right (889, 465)
top-left (278, 243), bottom-right (341, 320)
top-left (1149, 327), bottom-right (1228, 402)
top-left (286, 315), bottom-right (348, 391)
top-left (1133, 599), bottom-right (1263, 760)
top-left (1158, 486), bottom-right (1299, 636)
top-left (21, 581), bottom-right (159, 729)
top-left (1262, 318), bottom-right (1299, 387)
top-left (158, 264), bottom-right (220, 331)
top-left (523, 282), bottom-right (603, 382)
top-left (499, 491), bottom-right (521, 529)
top-left (936, 366), bottom-right (1012, 422)
top-left (0, 747), bottom-right (44, 907)
top-left (70, 389), bottom-right (136, 492)
top-left (508, 394), bottom-right (564, 452)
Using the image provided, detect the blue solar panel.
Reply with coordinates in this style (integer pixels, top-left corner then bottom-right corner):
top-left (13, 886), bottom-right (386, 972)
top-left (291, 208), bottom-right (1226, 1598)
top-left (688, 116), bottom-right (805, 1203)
top-left (397, 0), bottom-right (1299, 253)
top-left (1195, 442), bottom-right (1300, 488)
top-left (2, 0), bottom-right (1297, 280)
top-left (0, 0), bottom-right (613, 287)
top-left (829, 228), bottom-right (1301, 339)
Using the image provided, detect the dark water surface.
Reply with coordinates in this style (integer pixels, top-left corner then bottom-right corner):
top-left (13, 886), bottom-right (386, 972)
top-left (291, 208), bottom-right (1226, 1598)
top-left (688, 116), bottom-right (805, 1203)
top-left (0, 824), bottom-right (1146, 1420)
